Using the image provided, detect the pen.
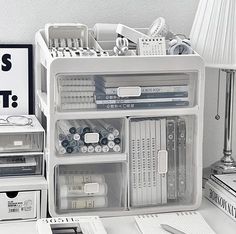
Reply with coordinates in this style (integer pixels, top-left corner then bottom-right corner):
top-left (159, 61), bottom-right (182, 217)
top-left (160, 224), bottom-right (187, 234)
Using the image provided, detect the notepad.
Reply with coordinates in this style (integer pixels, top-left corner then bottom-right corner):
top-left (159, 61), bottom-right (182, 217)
top-left (135, 211), bottom-right (216, 234)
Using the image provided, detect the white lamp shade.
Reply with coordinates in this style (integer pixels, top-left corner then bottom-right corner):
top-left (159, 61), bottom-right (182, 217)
top-left (190, 0), bottom-right (236, 69)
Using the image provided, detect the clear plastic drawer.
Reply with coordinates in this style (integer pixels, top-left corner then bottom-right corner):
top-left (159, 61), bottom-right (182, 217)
top-left (129, 115), bottom-right (195, 208)
top-left (56, 73), bottom-right (197, 111)
top-left (56, 118), bottom-right (124, 155)
top-left (0, 154), bottom-right (43, 177)
top-left (55, 162), bottom-right (127, 213)
top-left (0, 132), bottom-right (44, 153)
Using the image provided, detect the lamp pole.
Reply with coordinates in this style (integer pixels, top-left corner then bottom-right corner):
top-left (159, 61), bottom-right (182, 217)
top-left (212, 70), bottom-right (236, 173)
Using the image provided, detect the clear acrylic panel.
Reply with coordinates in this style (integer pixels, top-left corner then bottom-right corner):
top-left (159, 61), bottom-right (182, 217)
top-left (55, 162), bottom-right (127, 214)
top-left (0, 132), bottom-right (44, 153)
top-left (129, 115), bottom-right (195, 208)
top-left (56, 73), bottom-right (197, 111)
top-left (0, 154), bottom-right (43, 177)
top-left (56, 118), bottom-right (124, 155)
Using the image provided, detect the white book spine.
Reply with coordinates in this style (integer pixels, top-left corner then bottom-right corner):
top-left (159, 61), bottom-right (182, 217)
top-left (141, 120), bottom-right (147, 205)
top-left (155, 119), bottom-right (162, 204)
top-left (205, 179), bottom-right (236, 222)
top-left (146, 120), bottom-right (152, 204)
top-left (160, 118), bottom-right (167, 204)
top-left (96, 97), bottom-right (189, 105)
top-left (136, 121), bottom-right (142, 206)
top-left (130, 121), bottom-right (137, 206)
top-left (101, 85), bottom-right (188, 95)
top-left (150, 120), bottom-right (157, 204)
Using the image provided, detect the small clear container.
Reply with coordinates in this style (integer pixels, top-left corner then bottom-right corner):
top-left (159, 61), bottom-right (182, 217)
top-left (56, 73), bottom-right (197, 111)
top-left (0, 132), bottom-right (44, 153)
top-left (55, 118), bottom-right (124, 155)
top-left (0, 154), bottom-right (43, 177)
top-left (55, 162), bottom-right (127, 213)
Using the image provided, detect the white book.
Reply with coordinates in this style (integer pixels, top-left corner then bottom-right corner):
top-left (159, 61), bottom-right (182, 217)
top-left (99, 74), bottom-right (189, 86)
top-left (145, 120), bottom-right (152, 204)
top-left (160, 118), bottom-right (167, 204)
top-left (135, 211), bottom-right (216, 234)
top-left (210, 174), bottom-right (236, 197)
top-left (97, 84), bottom-right (189, 95)
top-left (150, 120), bottom-right (157, 204)
top-left (130, 121), bottom-right (137, 206)
top-left (155, 119), bottom-right (162, 204)
top-left (95, 97), bottom-right (189, 105)
top-left (135, 121), bottom-right (142, 206)
top-left (140, 120), bottom-right (147, 205)
top-left (205, 179), bottom-right (236, 222)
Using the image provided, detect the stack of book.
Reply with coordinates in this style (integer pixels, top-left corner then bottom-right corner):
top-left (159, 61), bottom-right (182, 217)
top-left (130, 117), bottom-right (187, 207)
top-left (205, 174), bottom-right (236, 221)
top-left (57, 76), bottom-right (96, 110)
top-left (95, 74), bottom-right (190, 109)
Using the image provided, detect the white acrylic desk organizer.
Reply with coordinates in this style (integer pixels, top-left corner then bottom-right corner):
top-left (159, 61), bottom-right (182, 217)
top-left (0, 115), bottom-right (45, 177)
top-left (35, 26), bottom-right (204, 217)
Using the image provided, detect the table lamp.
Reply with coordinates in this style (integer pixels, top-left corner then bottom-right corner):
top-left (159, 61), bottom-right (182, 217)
top-left (190, 0), bottom-right (236, 174)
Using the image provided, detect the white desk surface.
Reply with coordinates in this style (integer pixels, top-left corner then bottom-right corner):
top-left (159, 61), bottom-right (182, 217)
top-left (0, 197), bottom-right (235, 234)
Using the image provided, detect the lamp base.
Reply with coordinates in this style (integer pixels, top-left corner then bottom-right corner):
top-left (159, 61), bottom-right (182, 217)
top-left (211, 160), bottom-right (236, 174)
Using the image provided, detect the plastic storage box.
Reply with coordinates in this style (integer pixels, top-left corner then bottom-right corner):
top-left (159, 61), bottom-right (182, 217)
top-left (0, 115), bottom-right (45, 177)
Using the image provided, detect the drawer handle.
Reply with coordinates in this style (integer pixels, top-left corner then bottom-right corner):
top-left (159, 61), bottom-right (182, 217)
top-left (157, 150), bottom-right (168, 174)
top-left (117, 86), bottom-right (141, 97)
top-left (84, 133), bottom-right (99, 144)
top-left (84, 183), bottom-right (99, 194)
top-left (6, 191), bottom-right (19, 198)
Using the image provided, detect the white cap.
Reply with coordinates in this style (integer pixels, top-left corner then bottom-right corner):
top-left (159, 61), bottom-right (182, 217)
top-left (94, 145), bottom-right (102, 153)
top-left (113, 144), bottom-right (121, 152)
top-left (108, 141), bottom-right (115, 149)
top-left (102, 145), bottom-right (109, 153)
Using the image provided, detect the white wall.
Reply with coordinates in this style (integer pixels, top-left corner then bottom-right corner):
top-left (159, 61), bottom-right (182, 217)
top-left (0, 0), bottom-right (198, 43)
top-left (1, 0), bottom-right (232, 168)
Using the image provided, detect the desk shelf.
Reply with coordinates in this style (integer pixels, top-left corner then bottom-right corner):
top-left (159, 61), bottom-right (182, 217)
top-left (35, 29), bottom-right (205, 217)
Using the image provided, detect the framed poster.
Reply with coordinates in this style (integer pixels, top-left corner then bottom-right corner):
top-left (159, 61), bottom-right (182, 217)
top-left (0, 44), bottom-right (33, 114)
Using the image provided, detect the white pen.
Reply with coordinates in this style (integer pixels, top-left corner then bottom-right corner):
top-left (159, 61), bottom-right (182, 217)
top-left (160, 224), bottom-right (186, 234)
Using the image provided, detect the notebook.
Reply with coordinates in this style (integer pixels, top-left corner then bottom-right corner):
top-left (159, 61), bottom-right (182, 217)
top-left (135, 211), bottom-right (216, 234)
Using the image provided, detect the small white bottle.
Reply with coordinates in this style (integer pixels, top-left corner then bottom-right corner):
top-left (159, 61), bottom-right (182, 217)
top-left (60, 196), bottom-right (108, 210)
top-left (59, 174), bottom-right (105, 185)
top-left (60, 182), bottom-right (107, 198)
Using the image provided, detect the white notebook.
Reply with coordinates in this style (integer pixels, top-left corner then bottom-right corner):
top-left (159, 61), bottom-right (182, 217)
top-left (135, 211), bottom-right (216, 234)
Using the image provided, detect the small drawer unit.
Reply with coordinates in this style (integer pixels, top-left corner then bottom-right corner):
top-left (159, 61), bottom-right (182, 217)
top-left (0, 115), bottom-right (45, 178)
top-left (0, 190), bottom-right (39, 220)
top-left (0, 116), bottom-right (44, 153)
top-left (0, 177), bottom-right (47, 222)
top-left (0, 154), bottom-right (43, 177)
